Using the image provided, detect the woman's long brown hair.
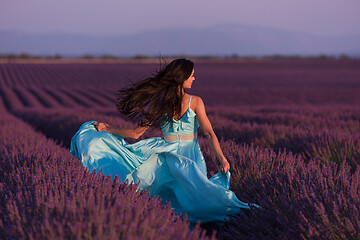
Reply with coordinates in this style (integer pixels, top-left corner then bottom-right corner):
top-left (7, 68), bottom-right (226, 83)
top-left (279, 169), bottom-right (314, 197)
top-left (116, 58), bottom-right (194, 128)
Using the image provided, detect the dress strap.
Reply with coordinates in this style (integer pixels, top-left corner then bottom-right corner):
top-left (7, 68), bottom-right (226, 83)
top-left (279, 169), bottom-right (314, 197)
top-left (189, 95), bottom-right (192, 108)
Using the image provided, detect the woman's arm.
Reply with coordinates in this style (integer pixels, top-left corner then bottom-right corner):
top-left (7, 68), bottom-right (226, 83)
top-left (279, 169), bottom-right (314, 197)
top-left (193, 96), bottom-right (230, 175)
top-left (92, 122), bottom-right (148, 140)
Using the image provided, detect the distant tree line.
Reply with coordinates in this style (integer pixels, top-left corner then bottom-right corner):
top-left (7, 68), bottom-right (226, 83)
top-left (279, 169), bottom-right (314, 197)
top-left (0, 53), bottom-right (63, 60)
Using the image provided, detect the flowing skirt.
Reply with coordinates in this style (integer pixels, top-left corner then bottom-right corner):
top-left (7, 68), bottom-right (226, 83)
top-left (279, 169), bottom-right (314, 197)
top-left (70, 121), bottom-right (257, 223)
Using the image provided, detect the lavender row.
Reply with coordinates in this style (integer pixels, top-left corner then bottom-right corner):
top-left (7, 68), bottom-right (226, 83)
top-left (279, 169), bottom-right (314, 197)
top-left (0, 86), bottom-right (115, 111)
top-left (0, 63), bottom-right (148, 88)
top-left (0, 113), bottom-right (211, 239)
top-left (207, 105), bottom-right (360, 131)
top-left (206, 106), bottom-right (360, 172)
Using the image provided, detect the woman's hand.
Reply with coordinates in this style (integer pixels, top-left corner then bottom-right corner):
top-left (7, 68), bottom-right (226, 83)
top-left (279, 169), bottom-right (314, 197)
top-left (92, 122), bottom-right (110, 132)
top-left (220, 158), bottom-right (230, 175)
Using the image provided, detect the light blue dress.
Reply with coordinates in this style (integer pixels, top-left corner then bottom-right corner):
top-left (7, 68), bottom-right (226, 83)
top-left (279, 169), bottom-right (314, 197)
top-left (70, 96), bottom-right (257, 223)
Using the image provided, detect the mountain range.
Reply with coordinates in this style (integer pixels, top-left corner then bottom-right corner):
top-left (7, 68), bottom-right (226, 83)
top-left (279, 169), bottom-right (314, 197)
top-left (1, 24), bottom-right (359, 57)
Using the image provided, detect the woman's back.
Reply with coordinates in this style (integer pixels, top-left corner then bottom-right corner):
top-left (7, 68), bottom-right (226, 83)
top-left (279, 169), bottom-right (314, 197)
top-left (160, 95), bottom-right (200, 137)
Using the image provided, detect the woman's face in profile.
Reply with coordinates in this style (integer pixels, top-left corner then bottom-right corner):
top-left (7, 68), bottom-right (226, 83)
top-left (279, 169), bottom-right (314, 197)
top-left (183, 69), bottom-right (195, 89)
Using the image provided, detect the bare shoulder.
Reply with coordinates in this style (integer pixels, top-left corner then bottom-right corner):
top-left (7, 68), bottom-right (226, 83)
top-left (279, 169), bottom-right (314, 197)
top-left (190, 95), bottom-right (201, 106)
top-left (190, 95), bottom-right (205, 113)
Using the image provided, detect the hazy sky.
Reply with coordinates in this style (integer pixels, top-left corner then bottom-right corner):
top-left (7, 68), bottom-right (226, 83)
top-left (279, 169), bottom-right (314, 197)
top-left (1, 0), bottom-right (359, 36)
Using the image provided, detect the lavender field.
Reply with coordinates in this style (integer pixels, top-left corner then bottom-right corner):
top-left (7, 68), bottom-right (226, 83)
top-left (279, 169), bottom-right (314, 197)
top-left (1, 58), bottom-right (360, 239)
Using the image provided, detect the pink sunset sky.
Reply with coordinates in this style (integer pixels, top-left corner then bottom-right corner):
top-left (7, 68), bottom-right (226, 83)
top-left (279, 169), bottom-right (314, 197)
top-left (0, 0), bottom-right (359, 36)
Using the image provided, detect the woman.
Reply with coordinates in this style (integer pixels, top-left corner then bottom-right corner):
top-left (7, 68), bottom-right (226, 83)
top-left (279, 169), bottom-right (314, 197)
top-left (70, 58), bottom-right (257, 223)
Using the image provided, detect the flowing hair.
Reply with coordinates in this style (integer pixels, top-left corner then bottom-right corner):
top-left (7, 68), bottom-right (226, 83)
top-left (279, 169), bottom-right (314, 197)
top-left (116, 58), bottom-right (194, 128)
